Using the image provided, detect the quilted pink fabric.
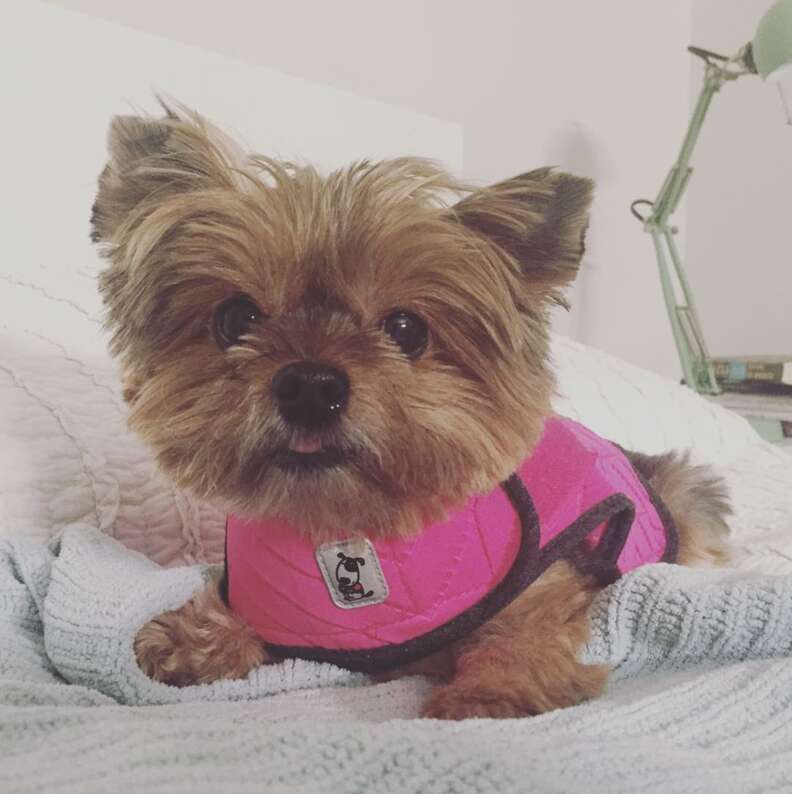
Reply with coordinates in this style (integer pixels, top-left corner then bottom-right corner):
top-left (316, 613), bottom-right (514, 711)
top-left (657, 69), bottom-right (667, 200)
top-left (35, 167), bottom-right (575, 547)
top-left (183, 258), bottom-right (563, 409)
top-left (227, 416), bottom-right (672, 653)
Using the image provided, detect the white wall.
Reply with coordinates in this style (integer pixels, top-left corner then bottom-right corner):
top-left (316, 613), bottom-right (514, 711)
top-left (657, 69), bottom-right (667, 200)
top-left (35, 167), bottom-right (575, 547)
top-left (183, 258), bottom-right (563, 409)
top-left (687, 0), bottom-right (792, 359)
top-left (44, 0), bottom-right (695, 379)
top-left (0, 1), bottom-right (462, 335)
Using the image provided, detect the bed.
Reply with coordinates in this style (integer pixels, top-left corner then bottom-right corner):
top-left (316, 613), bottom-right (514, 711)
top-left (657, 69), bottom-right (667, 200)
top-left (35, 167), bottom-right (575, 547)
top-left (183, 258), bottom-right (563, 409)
top-left (2, 272), bottom-right (792, 793)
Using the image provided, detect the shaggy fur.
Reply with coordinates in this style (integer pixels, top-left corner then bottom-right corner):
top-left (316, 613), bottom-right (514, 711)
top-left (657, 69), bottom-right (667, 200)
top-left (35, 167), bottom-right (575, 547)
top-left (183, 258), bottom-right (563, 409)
top-left (94, 104), bottom-right (731, 719)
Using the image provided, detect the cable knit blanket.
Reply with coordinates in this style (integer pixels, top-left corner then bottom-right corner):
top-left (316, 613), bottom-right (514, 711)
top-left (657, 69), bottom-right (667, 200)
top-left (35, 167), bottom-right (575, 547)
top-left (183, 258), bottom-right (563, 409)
top-left (3, 525), bottom-right (792, 793)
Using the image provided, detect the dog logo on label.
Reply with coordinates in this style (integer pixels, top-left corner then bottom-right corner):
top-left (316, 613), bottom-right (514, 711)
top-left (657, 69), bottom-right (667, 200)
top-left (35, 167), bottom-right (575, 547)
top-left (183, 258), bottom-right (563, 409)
top-left (315, 539), bottom-right (389, 609)
top-left (334, 553), bottom-right (374, 602)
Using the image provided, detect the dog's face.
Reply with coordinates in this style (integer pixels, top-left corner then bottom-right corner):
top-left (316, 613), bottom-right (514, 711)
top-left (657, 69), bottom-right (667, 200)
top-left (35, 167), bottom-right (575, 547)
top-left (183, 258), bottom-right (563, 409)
top-left (336, 553), bottom-right (363, 588)
top-left (92, 106), bottom-right (592, 538)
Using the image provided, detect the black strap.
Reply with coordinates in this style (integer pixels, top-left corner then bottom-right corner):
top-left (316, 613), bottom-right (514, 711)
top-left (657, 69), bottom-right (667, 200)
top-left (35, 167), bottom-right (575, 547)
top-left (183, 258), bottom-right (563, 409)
top-left (540, 494), bottom-right (636, 585)
top-left (218, 517), bottom-right (230, 605)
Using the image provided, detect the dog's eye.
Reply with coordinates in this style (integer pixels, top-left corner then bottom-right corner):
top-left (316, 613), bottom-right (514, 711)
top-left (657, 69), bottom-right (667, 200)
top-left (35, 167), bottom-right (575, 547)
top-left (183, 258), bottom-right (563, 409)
top-left (214, 295), bottom-right (262, 348)
top-left (382, 309), bottom-right (428, 359)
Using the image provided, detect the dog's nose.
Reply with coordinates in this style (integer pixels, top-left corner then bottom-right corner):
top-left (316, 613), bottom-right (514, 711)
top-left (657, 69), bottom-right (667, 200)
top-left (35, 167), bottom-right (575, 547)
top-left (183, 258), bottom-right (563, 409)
top-left (272, 361), bottom-right (350, 430)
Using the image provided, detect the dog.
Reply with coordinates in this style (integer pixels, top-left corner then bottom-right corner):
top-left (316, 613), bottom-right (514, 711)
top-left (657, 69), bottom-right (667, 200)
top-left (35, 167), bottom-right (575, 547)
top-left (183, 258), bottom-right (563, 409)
top-left (91, 104), bottom-right (731, 719)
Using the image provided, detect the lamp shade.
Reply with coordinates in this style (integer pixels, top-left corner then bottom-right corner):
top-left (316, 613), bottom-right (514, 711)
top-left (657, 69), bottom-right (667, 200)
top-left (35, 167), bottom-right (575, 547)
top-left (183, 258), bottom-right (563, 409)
top-left (753, 0), bottom-right (792, 79)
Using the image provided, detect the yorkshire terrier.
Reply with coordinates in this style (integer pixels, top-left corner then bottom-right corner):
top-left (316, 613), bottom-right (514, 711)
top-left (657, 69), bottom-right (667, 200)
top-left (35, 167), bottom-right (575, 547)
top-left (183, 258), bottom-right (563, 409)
top-left (91, 105), bottom-right (731, 719)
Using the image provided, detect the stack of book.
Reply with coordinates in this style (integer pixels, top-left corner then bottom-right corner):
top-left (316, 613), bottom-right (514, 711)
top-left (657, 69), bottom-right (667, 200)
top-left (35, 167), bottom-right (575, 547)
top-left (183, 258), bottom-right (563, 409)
top-left (711, 356), bottom-right (792, 396)
top-left (709, 356), bottom-right (792, 442)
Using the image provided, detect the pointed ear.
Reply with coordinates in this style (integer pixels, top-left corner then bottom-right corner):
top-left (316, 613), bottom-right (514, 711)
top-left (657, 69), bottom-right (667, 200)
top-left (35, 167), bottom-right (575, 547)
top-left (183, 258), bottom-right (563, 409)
top-left (453, 168), bottom-right (593, 290)
top-left (91, 107), bottom-right (239, 243)
top-left (91, 114), bottom-right (174, 243)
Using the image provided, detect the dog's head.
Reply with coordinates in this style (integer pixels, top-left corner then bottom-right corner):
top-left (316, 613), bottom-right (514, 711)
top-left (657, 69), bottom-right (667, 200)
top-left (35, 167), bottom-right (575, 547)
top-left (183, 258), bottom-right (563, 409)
top-left (92, 105), bottom-right (592, 539)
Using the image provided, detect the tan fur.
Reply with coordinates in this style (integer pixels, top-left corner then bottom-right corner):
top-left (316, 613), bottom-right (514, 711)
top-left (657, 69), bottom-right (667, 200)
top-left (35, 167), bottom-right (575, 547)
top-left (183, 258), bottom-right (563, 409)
top-left (422, 561), bottom-right (607, 718)
top-left (94, 104), bottom-right (732, 719)
top-left (133, 575), bottom-right (268, 686)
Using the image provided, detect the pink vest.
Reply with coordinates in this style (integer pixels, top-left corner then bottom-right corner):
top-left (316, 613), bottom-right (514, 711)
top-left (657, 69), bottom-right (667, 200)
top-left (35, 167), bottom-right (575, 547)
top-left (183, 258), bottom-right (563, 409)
top-left (223, 416), bottom-right (676, 672)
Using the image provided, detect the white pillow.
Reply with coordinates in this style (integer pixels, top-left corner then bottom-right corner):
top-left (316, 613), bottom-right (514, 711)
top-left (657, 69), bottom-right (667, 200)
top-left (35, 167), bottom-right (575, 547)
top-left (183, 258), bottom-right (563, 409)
top-left (0, 276), bottom-right (225, 566)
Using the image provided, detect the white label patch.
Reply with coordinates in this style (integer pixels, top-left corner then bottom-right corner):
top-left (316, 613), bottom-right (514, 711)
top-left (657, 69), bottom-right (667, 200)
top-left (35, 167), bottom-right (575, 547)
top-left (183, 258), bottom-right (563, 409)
top-left (315, 539), bottom-right (389, 609)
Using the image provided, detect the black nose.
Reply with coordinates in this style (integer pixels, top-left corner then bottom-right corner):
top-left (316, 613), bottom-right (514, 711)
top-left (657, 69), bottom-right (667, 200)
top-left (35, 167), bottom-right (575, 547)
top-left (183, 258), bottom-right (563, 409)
top-left (272, 361), bottom-right (350, 430)
top-left (338, 577), bottom-right (351, 585)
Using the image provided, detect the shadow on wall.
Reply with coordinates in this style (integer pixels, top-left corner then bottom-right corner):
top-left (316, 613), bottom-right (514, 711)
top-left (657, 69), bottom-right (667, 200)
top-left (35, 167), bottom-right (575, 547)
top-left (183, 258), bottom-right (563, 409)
top-left (544, 122), bottom-right (611, 344)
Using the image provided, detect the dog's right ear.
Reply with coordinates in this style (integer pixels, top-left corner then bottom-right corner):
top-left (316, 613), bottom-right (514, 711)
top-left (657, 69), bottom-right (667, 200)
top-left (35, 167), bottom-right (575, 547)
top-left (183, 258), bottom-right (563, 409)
top-left (91, 108), bottom-right (238, 243)
top-left (91, 114), bottom-right (174, 243)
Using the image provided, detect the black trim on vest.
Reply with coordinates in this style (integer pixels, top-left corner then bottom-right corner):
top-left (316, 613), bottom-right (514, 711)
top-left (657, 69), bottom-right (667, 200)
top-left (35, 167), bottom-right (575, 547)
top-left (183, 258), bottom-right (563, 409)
top-left (614, 443), bottom-right (679, 566)
top-left (543, 494), bottom-right (636, 587)
top-left (218, 517), bottom-right (230, 606)
top-left (632, 465), bottom-right (679, 565)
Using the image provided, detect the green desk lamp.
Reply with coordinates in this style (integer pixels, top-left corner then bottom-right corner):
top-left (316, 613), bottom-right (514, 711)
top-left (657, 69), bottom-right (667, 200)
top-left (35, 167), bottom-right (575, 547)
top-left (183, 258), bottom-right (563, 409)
top-left (632, 0), bottom-right (792, 438)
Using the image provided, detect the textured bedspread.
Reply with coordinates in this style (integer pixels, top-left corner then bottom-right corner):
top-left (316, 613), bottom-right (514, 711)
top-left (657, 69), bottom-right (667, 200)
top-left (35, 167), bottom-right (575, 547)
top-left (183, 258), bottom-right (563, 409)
top-left (4, 270), bottom-right (792, 792)
top-left (3, 524), bottom-right (792, 794)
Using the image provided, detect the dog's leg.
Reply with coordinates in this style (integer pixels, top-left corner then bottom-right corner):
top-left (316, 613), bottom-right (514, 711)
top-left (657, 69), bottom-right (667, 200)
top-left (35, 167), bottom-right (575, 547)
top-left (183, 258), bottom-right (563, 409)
top-left (422, 561), bottom-right (607, 720)
top-left (134, 575), bottom-right (268, 686)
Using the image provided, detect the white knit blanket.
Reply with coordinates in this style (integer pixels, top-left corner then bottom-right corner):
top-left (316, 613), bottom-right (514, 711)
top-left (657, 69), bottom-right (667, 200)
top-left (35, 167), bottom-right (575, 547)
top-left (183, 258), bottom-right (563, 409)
top-left (3, 524), bottom-right (792, 793)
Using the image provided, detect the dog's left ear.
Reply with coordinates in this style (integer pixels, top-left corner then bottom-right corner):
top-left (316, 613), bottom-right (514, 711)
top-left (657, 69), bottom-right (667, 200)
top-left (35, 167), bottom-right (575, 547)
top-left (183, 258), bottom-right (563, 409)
top-left (453, 168), bottom-right (593, 290)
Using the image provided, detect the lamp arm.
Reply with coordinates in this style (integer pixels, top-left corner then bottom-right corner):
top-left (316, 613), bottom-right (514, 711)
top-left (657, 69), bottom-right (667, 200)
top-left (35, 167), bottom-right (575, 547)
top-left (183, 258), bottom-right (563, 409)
top-left (648, 68), bottom-right (723, 227)
top-left (635, 53), bottom-right (749, 394)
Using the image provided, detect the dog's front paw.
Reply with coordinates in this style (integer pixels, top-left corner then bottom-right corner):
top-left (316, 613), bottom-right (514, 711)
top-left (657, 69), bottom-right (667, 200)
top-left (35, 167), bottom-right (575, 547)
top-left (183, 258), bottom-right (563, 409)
top-left (421, 685), bottom-right (535, 720)
top-left (134, 583), bottom-right (269, 686)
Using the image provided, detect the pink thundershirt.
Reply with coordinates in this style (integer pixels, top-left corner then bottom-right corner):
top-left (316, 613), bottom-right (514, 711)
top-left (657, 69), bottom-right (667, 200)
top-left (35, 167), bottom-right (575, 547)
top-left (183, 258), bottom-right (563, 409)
top-left (223, 416), bottom-right (677, 673)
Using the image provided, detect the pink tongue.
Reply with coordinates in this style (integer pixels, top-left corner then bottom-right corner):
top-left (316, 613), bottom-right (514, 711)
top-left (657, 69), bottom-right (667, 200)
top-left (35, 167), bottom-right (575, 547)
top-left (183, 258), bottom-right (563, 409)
top-left (290, 437), bottom-right (324, 454)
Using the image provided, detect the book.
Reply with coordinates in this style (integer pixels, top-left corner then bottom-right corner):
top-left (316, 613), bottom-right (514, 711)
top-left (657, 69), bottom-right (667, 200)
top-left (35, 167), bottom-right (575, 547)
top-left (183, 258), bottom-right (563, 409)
top-left (711, 356), bottom-right (792, 394)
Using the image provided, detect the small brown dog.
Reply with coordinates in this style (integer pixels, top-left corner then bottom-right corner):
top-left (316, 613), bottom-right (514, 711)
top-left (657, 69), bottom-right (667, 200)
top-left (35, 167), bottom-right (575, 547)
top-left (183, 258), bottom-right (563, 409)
top-left (92, 105), bottom-right (730, 719)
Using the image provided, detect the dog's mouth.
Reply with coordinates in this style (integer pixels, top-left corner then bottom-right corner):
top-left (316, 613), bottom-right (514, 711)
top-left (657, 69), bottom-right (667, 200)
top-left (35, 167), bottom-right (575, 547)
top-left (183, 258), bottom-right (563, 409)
top-left (271, 435), bottom-right (347, 473)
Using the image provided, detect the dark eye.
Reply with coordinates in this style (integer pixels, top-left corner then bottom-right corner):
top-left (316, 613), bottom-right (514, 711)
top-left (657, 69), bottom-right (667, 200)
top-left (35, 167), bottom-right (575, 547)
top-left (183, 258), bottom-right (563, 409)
top-left (382, 309), bottom-right (428, 359)
top-left (214, 295), bottom-right (262, 348)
